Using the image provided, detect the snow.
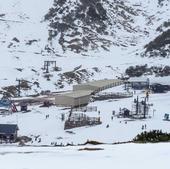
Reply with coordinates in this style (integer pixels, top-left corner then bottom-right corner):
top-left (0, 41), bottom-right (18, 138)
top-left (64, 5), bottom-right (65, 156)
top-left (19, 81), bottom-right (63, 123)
top-left (0, 0), bottom-right (169, 95)
top-left (0, 143), bottom-right (170, 169)
top-left (0, 0), bottom-right (170, 167)
top-left (0, 85), bottom-right (170, 146)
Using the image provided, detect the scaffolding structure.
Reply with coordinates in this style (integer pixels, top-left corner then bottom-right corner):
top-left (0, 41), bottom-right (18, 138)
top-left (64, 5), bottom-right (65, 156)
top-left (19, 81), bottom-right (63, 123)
top-left (118, 96), bottom-right (151, 119)
top-left (64, 113), bottom-right (101, 130)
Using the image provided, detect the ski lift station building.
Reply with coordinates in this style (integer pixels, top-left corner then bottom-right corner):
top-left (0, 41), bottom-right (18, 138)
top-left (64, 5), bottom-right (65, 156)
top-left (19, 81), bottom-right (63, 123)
top-left (55, 79), bottom-right (122, 107)
top-left (73, 79), bottom-right (122, 93)
top-left (55, 90), bottom-right (92, 107)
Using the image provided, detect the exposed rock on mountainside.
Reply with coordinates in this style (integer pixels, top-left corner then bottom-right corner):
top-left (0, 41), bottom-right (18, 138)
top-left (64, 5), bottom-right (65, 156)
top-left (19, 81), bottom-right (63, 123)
top-left (144, 29), bottom-right (170, 58)
top-left (142, 0), bottom-right (170, 58)
top-left (45, 0), bottom-right (143, 53)
top-left (125, 64), bottom-right (170, 77)
top-left (55, 67), bottom-right (101, 89)
top-left (157, 20), bottom-right (170, 32)
top-left (0, 0), bottom-right (170, 96)
top-left (157, 0), bottom-right (170, 7)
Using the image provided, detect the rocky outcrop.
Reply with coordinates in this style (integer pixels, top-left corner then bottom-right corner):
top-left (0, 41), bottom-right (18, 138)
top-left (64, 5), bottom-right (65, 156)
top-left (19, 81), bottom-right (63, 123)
top-left (45, 0), bottom-right (142, 53)
top-left (144, 29), bottom-right (170, 58)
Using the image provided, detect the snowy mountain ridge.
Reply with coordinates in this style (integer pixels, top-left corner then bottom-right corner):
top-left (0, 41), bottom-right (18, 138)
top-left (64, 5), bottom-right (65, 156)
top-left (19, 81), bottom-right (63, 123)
top-left (0, 0), bottom-right (170, 96)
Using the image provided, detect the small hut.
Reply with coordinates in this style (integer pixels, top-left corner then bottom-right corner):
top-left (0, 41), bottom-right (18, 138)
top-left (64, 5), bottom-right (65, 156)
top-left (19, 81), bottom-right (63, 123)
top-left (0, 124), bottom-right (19, 143)
top-left (151, 83), bottom-right (170, 93)
top-left (20, 102), bottom-right (28, 112)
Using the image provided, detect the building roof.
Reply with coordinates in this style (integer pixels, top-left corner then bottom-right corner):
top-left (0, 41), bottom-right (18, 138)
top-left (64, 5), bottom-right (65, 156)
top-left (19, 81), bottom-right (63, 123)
top-left (151, 83), bottom-right (164, 86)
top-left (57, 90), bottom-right (93, 98)
top-left (20, 102), bottom-right (28, 106)
top-left (75, 79), bottom-right (122, 88)
top-left (150, 76), bottom-right (170, 85)
top-left (128, 77), bottom-right (149, 83)
top-left (0, 124), bottom-right (18, 134)
top-left (0, 97), bottom-right (12, 107)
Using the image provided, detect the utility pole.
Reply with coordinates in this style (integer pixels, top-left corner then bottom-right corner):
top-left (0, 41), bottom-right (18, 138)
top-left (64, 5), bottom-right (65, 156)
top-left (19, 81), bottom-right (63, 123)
top-left (44, 61), bottom-right (50, 73)
top-left (143, 97), bottom-right (147, 119)
top-left (69, 106), bottom-right (73, 118)
top-left (136, 96), bottom-right (139, 115)
top-left (44, 61), bottom-right (57, 73)
top-left (16, 79), bottom-right (21, 97)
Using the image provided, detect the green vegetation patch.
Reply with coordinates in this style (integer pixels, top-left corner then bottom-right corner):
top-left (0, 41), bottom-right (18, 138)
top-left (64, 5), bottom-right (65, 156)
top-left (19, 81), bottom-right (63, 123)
top-left (134, 130), bottom-right (170, 143)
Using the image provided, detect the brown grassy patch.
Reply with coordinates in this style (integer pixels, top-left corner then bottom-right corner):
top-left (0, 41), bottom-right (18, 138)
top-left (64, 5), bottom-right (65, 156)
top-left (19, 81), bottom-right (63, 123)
top-left (78, 147), bottom-right (104, 151)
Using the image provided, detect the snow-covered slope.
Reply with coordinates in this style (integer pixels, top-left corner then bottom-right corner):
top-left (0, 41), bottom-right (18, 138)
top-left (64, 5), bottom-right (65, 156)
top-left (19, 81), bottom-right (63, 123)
top-left (0, 0), bottom-right (170, 96)
top-left (1, 143), bottom-right (170, 169)
top-left (1, 2), bottom-right (170, 166)
top-left (0, 85), bottom-right (170, 145)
